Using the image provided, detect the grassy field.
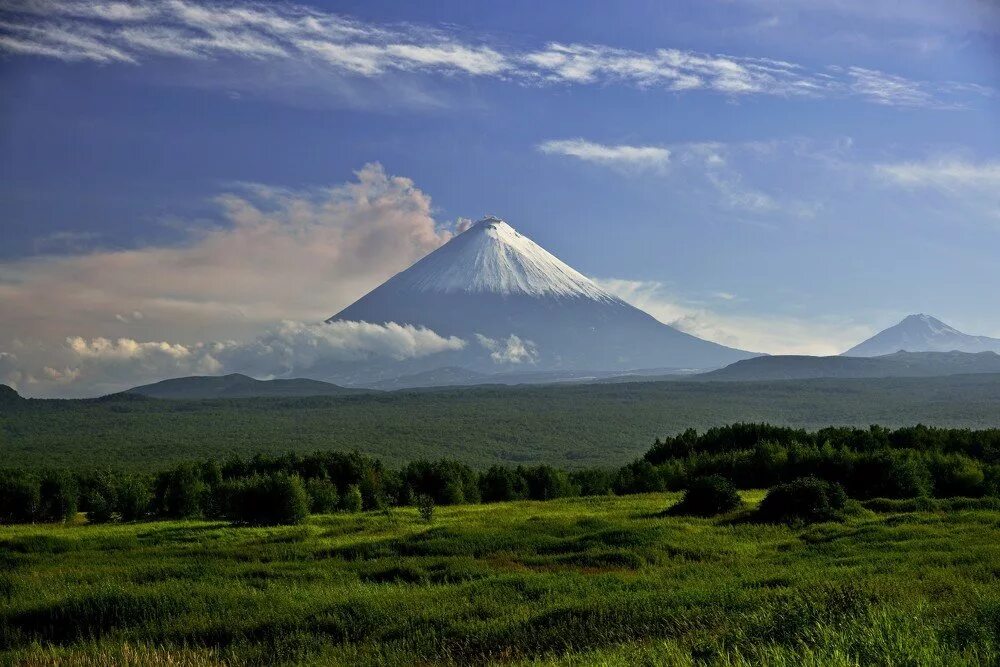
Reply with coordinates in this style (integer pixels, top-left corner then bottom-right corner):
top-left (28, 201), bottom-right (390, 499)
top-left (3, 492), bottom-right (999, 665)
top-left (5, 373), bottom-right (1000, 470)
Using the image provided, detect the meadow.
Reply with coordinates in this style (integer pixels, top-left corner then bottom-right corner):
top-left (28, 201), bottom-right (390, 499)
top-left (6, 373), bottom-right (1000, 470)
top-left (3, 492), bottom-right (999, 666)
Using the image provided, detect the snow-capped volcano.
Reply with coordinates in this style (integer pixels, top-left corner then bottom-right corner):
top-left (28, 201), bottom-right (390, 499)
top-left (392, 217), bottom-right (615, 300)
top-left (328, 217), bottom-right (755, 374)
top-left (844, 314), bottom-right (1000, 357)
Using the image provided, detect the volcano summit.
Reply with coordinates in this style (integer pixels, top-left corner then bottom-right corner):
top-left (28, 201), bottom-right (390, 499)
top-left (329, 217), bottom-right (755, 375)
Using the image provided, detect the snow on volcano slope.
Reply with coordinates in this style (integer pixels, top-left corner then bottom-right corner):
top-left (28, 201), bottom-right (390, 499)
top-left (396, 217), bottom-right (616, 300)
top-left (844, 314), bottom-right (1000, 356)
top-left (329, 217), bottom-right (755, 374)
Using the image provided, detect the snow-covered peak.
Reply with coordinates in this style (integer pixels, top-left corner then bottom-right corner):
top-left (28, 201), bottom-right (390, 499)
top-left (899, 314), bottom-right (961, 337)
top-left (389, 217), bottom-right (618, 300)
top-left (844, 313), bottom-right (1000, 356)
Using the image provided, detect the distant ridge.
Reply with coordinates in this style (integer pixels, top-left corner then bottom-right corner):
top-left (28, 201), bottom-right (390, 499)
top-left (701, 350), bottom-right (1000, 381)
top-left (845, 314), bottom-right (1000, 357)
top-left (0, 384), bottom-right (22, 403)
top-left (125, 374), bottom-right (371, 400)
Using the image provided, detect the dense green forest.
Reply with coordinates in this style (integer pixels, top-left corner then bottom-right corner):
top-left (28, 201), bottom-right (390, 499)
top-left (3, 423), bottom-right (999, 527)
top-left (4, 373), bottom-right (1000, 470)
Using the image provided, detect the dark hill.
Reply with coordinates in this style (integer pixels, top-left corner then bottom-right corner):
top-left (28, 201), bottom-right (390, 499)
top-left (700, 351), bottom-right (1000, 381)
top-left (125, 373), bottom-right (371, 400)
top-left (0, 384), bottom-right (22, 404)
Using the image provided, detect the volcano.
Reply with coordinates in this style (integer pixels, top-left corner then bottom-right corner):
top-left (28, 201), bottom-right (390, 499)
top-left (328, 217), bottom-right (755, 374)
top-left (844, 314), bottom-right (1000, 357)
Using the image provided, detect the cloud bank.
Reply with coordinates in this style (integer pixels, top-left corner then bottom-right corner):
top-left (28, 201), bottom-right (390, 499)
top-left (3, 320), bottom-right (466, 398)
top-left (0, 0), bottom-right (989, 108)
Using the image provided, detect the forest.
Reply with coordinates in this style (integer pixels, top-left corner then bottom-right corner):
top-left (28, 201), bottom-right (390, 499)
top-left (5, 373), bottom-right (1000, 470)
top-left (3, 423), bottom-right (999, 527)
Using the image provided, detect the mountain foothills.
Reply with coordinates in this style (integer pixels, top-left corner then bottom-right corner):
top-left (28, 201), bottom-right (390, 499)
top-left (844, 314), bottom-right (1000, 357)
top-left (702, 350), bottom-right (1000, 382)
top-left (329, 217), bottom-right (755, 377)
top-left (125, 374), bottom-right (369, 400)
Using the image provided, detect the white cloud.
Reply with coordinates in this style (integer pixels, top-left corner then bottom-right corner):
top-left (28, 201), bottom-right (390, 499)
top-left (541, 137), bottom-right (821, 219)
top-left (0, 0), bottom-right (989, 108)
top-left (876, 158), bottom-right (1000, 191)
top-left (3, 320), bottom-right (466, 397)
top-left (538, 139), bottom-right (670, 170)
top-left (0, 162), bottom-right (464, 357)
top-left (597, 278), bottom-right (872, 356)
top-left (475, 333), bottom-right (539, 364)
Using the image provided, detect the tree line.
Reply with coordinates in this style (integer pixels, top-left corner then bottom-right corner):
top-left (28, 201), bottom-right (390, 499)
top-left (2, 423), bottom-right (999, 526)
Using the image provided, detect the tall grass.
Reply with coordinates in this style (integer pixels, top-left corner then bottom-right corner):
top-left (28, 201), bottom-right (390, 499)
top-left (2, 492), bottom-right (998, 665)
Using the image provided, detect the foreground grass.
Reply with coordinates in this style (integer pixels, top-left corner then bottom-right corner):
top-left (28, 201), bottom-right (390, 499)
top-left (2, 492), bottom-right (999, 665)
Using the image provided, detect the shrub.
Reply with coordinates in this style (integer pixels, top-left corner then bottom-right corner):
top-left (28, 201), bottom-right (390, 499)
top-left (570, 468), bottom-right (615, 497)
top-left (228, 474), bottom-right (309, 526)
top-left (758, 476), bottom-right (848, 524)
top-left (928, 454), bottom-right (985, 497)
top-left (612, 460), bottom-right (667, 495)
top-left (83, 487), bottom-right (115, 524)
top-left (0, 470), bottom-right (40, 523)
top-left (522, 465), bottom-right (578, 501)
top-left (480, 465), bottom-right (526, 502)
top-left (38, 469), bottom-right (77, 523)
top-left (305, 478), bottom-right (339, 513)
top-left (339, 484), bottom-right (363, 513)
top-left (671, 475), bottom-right (742, 517)
top-left (154, 464), bottom-right (206, 519)
top-left (116, 475), bottom-right (151, 521)
top-left (417, 494), bottom-right (434, 523)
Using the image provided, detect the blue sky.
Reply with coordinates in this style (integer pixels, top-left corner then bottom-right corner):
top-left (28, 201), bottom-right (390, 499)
top-left (0, 0), bottom-right (998, 396)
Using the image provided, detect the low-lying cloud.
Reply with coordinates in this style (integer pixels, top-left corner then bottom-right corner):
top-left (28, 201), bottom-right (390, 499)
top-left (4, 320), bottom-right (466, 398)
top-left (475, 334), bottom-right (539, 364)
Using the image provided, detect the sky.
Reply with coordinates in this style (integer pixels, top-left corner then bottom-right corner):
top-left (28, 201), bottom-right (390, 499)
top-left (1, 0), bottom-right (999, 397)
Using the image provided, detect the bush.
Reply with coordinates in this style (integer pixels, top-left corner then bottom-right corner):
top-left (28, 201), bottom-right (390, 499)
top-left (305, 478), bottom-right (339, 513)
top-left (417, 494), bottom-right (434, 523)
top-left (228, 474), bottom-right (309, 526)
top-left (671, 475), bottom-right (742, 516)
top-left (38, 469), bottom-right (77, 523)
top-left (928, 454), bottom-right (985, 497)
top-left (83, 487), bottom-right (115, 524)
top-left (758, 476), bottom-right (848, 524)
top-left (612, 460), bottom-right (667, 495)
top-left (116, 475), bottom-right (151, 521)
top-left (0, 470), bottom-right (40, 523)
top-left (339, 484), bottom-right (363, 513)
top-left (522, 465), bottom-right (578, 501)
top-left (153, 464), bottom-right (206, 519)
top-left (480, 466), bottom-right (526, 502)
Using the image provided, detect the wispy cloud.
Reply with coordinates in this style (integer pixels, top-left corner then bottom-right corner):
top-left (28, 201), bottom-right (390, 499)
top-left (538, 139), bottom-right (670, 170)
top-left (0, 0), bottom-right (990, 108)
top-left (541, 137), bottom-right (821, 219)
top-left (597, 278), bottom-right (872, 356)
top-left (876, 158), bottom-right (1000, 191)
